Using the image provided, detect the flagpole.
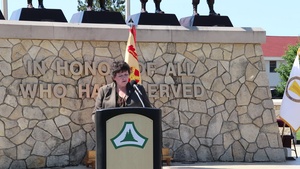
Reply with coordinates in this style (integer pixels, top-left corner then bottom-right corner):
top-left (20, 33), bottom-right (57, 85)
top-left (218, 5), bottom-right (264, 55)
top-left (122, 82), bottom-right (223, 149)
top-left (2, 0), bottom-right (8, 19)
top-left (125, 0), bottom-right (130, 21)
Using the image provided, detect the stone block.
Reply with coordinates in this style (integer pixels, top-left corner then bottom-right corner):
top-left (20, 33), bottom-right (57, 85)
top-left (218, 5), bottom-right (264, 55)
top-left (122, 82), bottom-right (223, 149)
top-left (180, 15), bottom-right (233, 27)
top-left (10, 8), bottom-right (67, 22)
top-left (70, 11), bottom-right (125, 24)
top-left (127, 13), bottom-right (180, 26)
top-left (0, 10), bottom-right (4, 20)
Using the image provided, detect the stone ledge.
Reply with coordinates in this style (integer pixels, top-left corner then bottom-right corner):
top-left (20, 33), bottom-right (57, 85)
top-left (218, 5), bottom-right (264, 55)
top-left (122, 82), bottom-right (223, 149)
top-left (0, 20), bottom-right (265, 43)
top-left (273, 99), bottom-right (282, 106)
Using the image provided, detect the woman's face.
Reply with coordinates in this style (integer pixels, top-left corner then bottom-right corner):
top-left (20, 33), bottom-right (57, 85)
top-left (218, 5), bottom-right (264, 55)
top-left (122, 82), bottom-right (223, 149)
top-left (113, 71), bottom-right (129, 88)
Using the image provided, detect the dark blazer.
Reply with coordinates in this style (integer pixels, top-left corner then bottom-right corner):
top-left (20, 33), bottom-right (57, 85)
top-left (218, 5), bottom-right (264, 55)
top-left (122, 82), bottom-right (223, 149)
top-left (92, 82), bottom-right (151, 119)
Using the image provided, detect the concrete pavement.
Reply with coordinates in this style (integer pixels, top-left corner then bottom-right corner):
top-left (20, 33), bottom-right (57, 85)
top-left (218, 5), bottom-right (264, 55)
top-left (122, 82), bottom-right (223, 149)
top-left (64, 159), bottom-right (300, 169)
top-left (62, 145), bottom-right (299, 169)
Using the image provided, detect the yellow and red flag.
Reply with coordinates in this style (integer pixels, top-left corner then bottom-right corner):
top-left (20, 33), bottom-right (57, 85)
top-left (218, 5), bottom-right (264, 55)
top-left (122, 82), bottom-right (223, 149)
top-left (124, 26), bottom-right (141, 84)
top-left (280, 48), bottom-right (300, 132)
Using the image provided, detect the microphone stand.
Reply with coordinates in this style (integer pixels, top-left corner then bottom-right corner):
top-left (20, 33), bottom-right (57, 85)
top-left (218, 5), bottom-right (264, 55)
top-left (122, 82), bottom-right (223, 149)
top-left (130, 80), bottom-right (145, 107)
top-left (134, 89), bottom-right (145, 108)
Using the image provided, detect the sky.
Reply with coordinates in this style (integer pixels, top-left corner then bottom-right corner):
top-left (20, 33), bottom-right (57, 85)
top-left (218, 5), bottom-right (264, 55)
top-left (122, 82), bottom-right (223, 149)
top-left (1, 0), bottom-right (300, 36)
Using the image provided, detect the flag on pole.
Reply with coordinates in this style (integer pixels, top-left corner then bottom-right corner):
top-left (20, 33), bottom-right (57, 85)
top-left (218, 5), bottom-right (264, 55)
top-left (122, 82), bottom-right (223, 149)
top-left (280, 48), bottom-right (300, 132)
top-left (124, 26), bottom-right (141, 84)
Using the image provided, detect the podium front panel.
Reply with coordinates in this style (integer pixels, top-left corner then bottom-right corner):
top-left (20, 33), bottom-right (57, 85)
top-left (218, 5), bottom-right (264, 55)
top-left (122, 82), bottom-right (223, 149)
top-left (107, 114), bottom-right (153, 169)
top-left (96, 107), bottom-right (161, 169)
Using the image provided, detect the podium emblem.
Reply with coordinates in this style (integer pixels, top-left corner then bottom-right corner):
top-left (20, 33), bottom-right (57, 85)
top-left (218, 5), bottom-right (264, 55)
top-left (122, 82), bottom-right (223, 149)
top-left (111, 122), bottom-right (148, 149)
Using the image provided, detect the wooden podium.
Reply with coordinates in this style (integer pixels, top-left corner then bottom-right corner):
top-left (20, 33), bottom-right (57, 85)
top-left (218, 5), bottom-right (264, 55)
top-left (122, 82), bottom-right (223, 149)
top-left (95, 107), bottom-right (162, 169)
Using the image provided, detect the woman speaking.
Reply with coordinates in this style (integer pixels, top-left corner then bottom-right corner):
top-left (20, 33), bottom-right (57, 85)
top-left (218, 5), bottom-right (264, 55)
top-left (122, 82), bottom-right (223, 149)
top-left (92, 61), bottom-right (151, 121)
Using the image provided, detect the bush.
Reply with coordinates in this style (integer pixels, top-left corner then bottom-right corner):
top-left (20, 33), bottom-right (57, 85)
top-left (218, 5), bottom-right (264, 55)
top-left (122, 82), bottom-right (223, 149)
top-left (275, 42), bottom-right (300, 96)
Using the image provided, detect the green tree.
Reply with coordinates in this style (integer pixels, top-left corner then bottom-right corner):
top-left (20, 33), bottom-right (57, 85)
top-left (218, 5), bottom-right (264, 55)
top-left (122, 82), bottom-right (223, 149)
top-left (77, 0), bottom-right (125, 17)
top-left (275, 42), bottom-right (300, 97)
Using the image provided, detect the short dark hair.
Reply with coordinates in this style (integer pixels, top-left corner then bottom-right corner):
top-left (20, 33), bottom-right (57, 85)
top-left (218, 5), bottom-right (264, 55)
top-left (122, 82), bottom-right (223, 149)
top-left (111, 61), bottom-right (130, 78)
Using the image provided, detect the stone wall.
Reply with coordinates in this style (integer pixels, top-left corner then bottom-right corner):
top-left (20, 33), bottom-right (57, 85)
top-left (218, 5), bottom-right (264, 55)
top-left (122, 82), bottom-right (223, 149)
top-left (0, 21), bottom-right (285, 168)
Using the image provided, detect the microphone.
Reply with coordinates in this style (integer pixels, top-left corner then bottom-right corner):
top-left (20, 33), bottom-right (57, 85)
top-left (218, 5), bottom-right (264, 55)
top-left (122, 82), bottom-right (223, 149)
top-left (130, 80), bottom-right (142, 95)
top-left (130, 80), bottom-right (145, 107)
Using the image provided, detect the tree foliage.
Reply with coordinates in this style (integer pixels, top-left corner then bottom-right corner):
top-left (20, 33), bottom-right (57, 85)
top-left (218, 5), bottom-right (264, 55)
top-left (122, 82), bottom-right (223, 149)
top-left (77, 0), bottom-right (125, 16)
top-left (275, 41), bottom-right (300, 97)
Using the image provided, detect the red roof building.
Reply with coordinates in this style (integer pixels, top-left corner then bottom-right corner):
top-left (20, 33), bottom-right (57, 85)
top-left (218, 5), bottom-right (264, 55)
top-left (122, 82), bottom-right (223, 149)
top-left (262, 36), bottom-right (299, 88)
top-left (262, 36), bottom-right (299, 57)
